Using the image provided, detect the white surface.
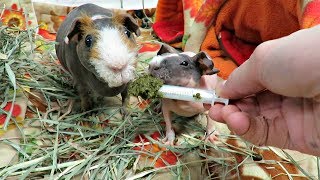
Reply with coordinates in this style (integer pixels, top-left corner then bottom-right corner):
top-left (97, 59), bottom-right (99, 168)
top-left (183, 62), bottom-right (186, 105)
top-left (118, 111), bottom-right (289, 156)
top-left (32, 0), bottom-right (158, 10)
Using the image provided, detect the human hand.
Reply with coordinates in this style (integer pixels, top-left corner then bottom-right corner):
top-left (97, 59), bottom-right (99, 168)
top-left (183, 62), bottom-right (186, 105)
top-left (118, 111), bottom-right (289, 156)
top-left (207, 25), bottom-right (320, 156)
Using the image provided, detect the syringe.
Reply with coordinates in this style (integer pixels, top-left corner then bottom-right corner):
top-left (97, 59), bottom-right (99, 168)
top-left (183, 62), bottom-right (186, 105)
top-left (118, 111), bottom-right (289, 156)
top-left (158, 85), bottom-right (229, 105)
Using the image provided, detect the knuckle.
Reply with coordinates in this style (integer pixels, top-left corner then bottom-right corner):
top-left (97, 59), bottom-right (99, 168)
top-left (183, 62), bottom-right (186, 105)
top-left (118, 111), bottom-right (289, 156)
top-left (252, 41), bottom-right (273, 66)
top-left (251, 41), bottom-right (274, 85)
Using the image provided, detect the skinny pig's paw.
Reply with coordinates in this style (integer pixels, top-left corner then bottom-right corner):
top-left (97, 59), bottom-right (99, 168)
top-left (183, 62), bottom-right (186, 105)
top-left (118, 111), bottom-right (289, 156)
top-left (203, 129), bottom-right (219, 144)
top-left (162, 129), bottom-right (176, 146)
top-left (162, 137), bottom-right (175, 146)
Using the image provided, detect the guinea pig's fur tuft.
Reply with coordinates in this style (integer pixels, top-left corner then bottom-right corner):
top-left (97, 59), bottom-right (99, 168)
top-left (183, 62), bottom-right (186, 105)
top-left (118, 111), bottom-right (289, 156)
top-left (89, 45), bottom-right (100, 60)
top-left (120, 33), bottom-right (139, 52)
top-left (112, 10), bottom-right (140, 52)
top-left (112, 10), bottom-right (127, 26)
top-left (78, 13), bottom-right (99, 37)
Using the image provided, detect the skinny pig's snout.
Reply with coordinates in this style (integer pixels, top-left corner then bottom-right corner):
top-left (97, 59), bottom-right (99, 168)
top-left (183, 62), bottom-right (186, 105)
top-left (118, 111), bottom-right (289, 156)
top-left (148, 64), bottom-right (160, 72)
top-left (148, 55), bottom-right (169, 73)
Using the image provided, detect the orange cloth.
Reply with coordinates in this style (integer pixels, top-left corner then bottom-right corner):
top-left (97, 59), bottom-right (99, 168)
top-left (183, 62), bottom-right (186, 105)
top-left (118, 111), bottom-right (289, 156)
top-left (155, 0), bottom-right (184, 23)
top-left (155, 0), bottom-right (320, 79)
top-left (202, 0), bottom-right (301, 79)
top-left (201, 27), bottom-right (238, 79)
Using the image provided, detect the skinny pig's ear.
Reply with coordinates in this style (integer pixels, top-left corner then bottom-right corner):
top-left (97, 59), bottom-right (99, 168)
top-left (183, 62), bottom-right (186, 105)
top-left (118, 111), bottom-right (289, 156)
top-left (192, 51), bottom-right (220, 75)
top-left (157, 43), bottom-right (179, 55)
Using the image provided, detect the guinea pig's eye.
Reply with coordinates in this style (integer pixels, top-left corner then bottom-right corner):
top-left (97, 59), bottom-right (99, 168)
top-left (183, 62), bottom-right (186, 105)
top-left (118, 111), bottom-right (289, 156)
top-left (180, 61), bottom-right (188, 66)
top-left (85, 35), bottom-right (93, 48)
top-left (124, 29), bottom-right (131, 38)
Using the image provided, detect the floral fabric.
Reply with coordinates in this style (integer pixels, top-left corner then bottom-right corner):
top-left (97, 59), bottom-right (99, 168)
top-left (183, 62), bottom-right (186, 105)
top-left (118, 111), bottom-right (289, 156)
top-left (0, 0), bottom-right (318, 179)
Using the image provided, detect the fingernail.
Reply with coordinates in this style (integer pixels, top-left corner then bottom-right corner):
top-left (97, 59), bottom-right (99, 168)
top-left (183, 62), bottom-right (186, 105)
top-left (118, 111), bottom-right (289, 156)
top-left (216, 80), bottom-right (227, 96)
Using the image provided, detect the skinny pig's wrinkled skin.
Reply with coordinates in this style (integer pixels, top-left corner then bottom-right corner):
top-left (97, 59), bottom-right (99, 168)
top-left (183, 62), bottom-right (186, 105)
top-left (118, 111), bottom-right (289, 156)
top-left (149, 44), bottom-right (220, 145)
top-left (56, 3), bottom-right (140, 111)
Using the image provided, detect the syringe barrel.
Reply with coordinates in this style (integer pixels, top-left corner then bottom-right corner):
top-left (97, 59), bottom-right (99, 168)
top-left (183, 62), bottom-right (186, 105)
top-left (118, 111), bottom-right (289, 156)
top-left (158, 85), bottom-right (228, 105)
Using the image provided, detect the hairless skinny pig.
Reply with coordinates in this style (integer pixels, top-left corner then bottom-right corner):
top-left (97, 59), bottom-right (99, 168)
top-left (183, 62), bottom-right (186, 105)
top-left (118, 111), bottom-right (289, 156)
top-left (149, 44), bottom-right (221, 145)
top-left (55, 3), bottom-right (140, 111)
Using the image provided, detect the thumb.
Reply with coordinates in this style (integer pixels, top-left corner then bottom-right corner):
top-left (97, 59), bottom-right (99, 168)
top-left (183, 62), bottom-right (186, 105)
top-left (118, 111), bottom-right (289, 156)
top-left (222, 106), bottom-right (290, 148)
top-left (229, 113), bottom-right (269, 146)
top-left (221, 106), bottom-right (267, 146)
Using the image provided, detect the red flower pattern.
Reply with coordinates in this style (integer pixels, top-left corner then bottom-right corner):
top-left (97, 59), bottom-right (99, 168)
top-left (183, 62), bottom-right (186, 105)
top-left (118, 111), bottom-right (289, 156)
top-left (38, 29), bottom-right (56, 41)
top-left (133, 131), bottom-right (179, 168)
top-left (138, 42), bottom-right (161, 53)
top-left (0, 102), bottom-right (22, 126)
top-left (1, 4), bottom-right (31, 29)
top-left (183, 0), bottom-right (204, 18)
top-left (195, 0), bottom-right (224, 26)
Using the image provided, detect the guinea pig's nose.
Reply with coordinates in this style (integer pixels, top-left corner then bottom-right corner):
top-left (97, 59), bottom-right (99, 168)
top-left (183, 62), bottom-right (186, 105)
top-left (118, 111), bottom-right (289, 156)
top-left (110, 64), bottom-right (127, 72)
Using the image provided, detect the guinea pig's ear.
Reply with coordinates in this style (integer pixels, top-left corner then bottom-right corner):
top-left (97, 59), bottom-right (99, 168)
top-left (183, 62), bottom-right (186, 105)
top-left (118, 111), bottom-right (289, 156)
top-left (157, 43), bottom-right (179, 55)
top-left (64, 18), bottom-right (83, 44)
top-left (192, 51), bottom-right (220, 75)
top-left (124, 14), bottom-right (141, 36)
top-left (114, 11), bottom-right (141, 36)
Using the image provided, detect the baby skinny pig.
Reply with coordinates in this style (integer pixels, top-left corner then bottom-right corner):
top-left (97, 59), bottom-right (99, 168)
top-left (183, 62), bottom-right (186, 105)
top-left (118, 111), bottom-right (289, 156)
top-left (56, 3), bottom-right (140, 111)
top-left (149, 44), bottom-right (220, 145)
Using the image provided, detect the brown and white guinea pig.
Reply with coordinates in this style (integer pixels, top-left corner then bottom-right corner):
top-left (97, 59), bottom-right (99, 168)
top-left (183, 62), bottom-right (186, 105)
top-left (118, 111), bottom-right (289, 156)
top-left (148, 44), bottom-right (220, 145)
top-left (55, 3), bottom-right (140, 111)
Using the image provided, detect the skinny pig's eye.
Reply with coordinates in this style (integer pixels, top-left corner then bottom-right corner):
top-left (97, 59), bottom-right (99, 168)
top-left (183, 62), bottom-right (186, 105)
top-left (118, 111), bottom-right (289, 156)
top-left (124, 29), bottom-right (131, 38)
top-left (85, 35), bottom-right (93, 48)
top-left (180, 61), bottom-right (188, 66)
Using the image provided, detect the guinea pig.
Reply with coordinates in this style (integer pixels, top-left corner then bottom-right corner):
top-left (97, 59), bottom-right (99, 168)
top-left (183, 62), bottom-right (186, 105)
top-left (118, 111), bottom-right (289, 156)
top-left (55, 3), bottom-right (140, 111)
top-left (149, 44), bottom-right (220, 145)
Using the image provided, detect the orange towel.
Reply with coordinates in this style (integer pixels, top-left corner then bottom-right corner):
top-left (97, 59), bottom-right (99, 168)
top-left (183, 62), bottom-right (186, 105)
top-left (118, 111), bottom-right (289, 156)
top-left (154, 0), bottom-right (320, 79)
top-left (202, 0), bottom-right (301, 79)
top-left (155, 0), bottom-right (184, 23)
